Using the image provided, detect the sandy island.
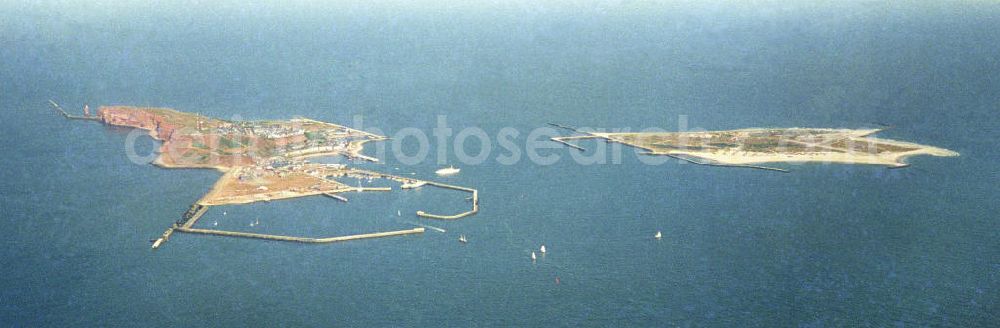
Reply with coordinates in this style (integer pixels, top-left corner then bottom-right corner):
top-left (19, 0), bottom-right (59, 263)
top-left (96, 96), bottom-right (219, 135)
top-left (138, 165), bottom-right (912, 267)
top-left (552, 125), bottom-right (958, 171)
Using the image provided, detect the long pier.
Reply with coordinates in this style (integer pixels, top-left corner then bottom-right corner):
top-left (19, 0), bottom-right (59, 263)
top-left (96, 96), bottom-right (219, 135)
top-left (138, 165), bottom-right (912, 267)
top-left (155, 202), bottom-right (426, 248)
top-left (175, 227), bottom-right (424, 243)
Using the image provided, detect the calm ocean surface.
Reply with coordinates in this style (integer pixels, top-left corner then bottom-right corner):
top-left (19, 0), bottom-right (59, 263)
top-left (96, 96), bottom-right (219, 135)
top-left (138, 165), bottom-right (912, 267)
top-left (1, 2), bottom-right (998, 326)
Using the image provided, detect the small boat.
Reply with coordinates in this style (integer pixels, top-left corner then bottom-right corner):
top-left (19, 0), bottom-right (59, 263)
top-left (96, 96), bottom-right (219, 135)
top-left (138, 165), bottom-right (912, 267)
top-left (540, 245), bottom-right (547, 254)
top-left (531, 252), bottom-right (537, 261)
top-left (459, 235), bottom-right (468, 243)
top-left (213, 221), bottom-right (218, 226)
top-left (222, 211), bottom-right (227, 216)
top-left (397, 210), bottom-right (401, 216)
top-left (655, 231), bottom-right (662, 239)
top-left (435, 166), bottom-right (460, 176)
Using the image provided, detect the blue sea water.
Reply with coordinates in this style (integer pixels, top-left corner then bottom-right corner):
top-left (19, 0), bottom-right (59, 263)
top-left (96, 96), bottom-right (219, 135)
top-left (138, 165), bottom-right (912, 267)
top-left (1, 1), bottom-right (998, 326)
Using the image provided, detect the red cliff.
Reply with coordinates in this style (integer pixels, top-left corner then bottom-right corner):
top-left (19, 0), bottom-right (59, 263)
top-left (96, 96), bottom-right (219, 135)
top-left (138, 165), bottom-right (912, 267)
top-left (98, 106), bottom-right (184, 141)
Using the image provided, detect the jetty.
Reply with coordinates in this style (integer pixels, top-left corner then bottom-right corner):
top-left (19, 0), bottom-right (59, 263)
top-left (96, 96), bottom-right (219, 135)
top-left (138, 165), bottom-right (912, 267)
top-left (551, 138), bottom-right (585, 151)
top-left (180, 204), bottom-right (209, 229)
top-left (175, 226), bottom-right (424, 243)
top-left (335, 169), bottom-right (480, 220)
top-left (655, 153), bottom-right (790, 173)
top-left (415, 181), bottom-right (479, 219)
top-left (152, 202), bottom-right (427, 248)
top-left (323, 192), bottom-right (349, 202)
top-left (152, 204), bottom-right (209, 249)
top-left (48, 100), bottom-right (100, 121)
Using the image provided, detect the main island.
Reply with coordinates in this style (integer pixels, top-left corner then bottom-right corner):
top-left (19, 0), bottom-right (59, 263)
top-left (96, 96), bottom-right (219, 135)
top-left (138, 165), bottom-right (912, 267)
top-left (50, 101), bottom-right (478, 249)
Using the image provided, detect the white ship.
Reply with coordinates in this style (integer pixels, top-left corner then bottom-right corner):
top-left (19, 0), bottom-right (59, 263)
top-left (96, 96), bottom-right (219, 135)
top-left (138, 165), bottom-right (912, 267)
top-left (435, 166), bottom-right (460, 176)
